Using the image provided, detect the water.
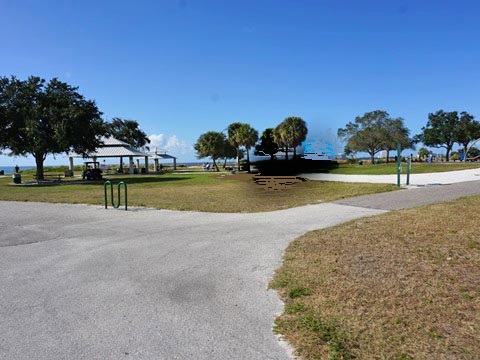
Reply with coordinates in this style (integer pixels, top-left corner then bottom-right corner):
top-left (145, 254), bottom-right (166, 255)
top-left (0, 166), bottom-right (34, 175)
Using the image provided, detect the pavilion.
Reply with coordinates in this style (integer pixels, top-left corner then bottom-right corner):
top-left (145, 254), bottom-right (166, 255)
top-left (68, 137), bottom-right (177, 175)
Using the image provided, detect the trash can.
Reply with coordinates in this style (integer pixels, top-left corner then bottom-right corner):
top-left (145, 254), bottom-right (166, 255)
top-left (12, 173), bottom-right (21, 184)
top-left (64, 169), bottom-right (73, 177)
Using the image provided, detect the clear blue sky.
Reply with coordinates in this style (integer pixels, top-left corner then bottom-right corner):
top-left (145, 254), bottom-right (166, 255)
top-left (1, 0), bottom-right (479, 165)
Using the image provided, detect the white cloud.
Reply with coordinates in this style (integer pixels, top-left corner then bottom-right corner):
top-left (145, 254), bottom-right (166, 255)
top-left (148, 133), bottom-right (192, 155)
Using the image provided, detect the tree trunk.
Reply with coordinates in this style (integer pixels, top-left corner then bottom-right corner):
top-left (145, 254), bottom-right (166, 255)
top-left (464, 145), bottom-right (468, 162)
top-left (246, 147), bottom-right (250, 173)
top-left (212, 158), bottom-right (219, 172)
top-left (293, 146), bottom-right (297, 160)
top-left (35, 153), bottom-right (45, 181)
top-left (285, 146), bottom-right (289, 161)
top-left (446, 146), bottom-right (452, 162)
top-left (386, 149), bottom-right (390, 164)
top-left (370, 152), bottom-right (375, 164)
top-left (236, 148), bottom-right (240, 170)
top-left (120, 157), bottom-right (123, 172)
top-left (223, 157), bottom-right (227, 169)
top-left (270, 154), bottom-right (275, 161)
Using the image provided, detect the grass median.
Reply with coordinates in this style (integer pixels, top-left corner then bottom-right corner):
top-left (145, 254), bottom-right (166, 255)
top-left (0, 171), bottom-right (397, 212)
top-left (271, 195), bottom-right (480, 359)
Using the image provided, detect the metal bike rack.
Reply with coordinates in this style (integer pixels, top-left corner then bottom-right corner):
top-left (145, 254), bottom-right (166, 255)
top-left (104, 180), bottom-right (128, 210)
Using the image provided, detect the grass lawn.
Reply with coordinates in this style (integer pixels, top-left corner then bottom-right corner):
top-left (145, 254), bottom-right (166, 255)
top-left (326, 162), bottom-right (480, 175)
top-left (0, 170), bottom-right (396, 212)
top-left (271, 196), bottom-right (480, 359)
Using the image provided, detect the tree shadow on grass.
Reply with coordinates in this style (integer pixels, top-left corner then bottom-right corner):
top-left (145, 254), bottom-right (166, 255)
top-left (103, 176), bottom-right (192, 185)
top-left (18, 176), bottom-right (194, 187)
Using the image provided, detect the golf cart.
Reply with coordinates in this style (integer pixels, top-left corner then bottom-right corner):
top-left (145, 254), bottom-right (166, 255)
top-left (82, 161), bottom-right (103, 181)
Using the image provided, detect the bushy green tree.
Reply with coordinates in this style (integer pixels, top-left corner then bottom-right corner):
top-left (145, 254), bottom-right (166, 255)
top-left (383, 117), bottom-right (414, 163)
top-left (416, 110), bottom-right (461, 161)
top-left (0, 76), bottom-right (106, 180)
top-left (106, 117), bottom-right (150, 149)
top-left (194, 131), bottom-right (226, 171)
top-left (255, 128), bottom-right (279, 160)
top-left (417, 147), bottom-right (430, 160)
top-left (454, 112), bottom-right (480, 160)
top-left (338, 110), bottom-right (390, 164)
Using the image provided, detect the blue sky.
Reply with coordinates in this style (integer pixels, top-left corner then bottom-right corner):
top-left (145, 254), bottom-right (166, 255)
top-left (1, 0), bottom-right (479, 165)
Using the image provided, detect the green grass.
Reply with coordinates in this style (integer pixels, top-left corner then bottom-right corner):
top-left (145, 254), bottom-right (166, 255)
top-left (325, 162), bottom-right (480, 175)
top-left (0, 168), bottom-right (397, 212)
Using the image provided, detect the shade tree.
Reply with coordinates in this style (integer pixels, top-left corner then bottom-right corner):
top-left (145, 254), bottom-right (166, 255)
top-left (106, 117), bottom-right (151, 149)
top-left (338, 110), bottom-right (391, 164)
top-left (194, 131), bottom-right (226, 171)
top-left (0, 76), bottom-right (106, 180)
top-left (255, 128), bottom-right (279, 160)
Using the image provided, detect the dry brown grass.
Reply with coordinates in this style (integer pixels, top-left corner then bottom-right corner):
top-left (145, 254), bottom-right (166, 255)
top-left (271, 196), bottom-right (480, 359)
top-left (0, 174), bottom-right (396, 212)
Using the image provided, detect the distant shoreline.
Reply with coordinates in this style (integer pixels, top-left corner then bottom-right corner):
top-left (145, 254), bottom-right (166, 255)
top-left (0, 166), bottom-right (35, 175)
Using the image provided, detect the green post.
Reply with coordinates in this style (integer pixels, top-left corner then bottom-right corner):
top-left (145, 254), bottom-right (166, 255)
top-left (104, 181), bottom-right (111, 209)
top-left (406, 157), bottom-right (411, 185)
top-left (396, 144), bottom-right (401, 187)
top-left (104, 180), bottom-right (127, 210)
top-left (118, 181), bottom-right (128, 211)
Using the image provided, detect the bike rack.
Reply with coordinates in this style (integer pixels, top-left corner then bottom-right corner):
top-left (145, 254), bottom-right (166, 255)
top-left (104, 180), bottom-right (128, 210)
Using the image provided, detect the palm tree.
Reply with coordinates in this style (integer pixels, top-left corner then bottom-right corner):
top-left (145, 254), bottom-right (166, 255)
top-left (227, 122), bottom-right (244, 170)
top-left (275, 117), bottom-right (308, 160)
top-left (273, 124), bottom-right (288, 160)
top-left (242, 125), bottom-right (258, 172)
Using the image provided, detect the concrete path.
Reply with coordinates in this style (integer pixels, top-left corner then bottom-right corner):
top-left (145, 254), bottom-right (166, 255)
top-left (334, 180), bottom-right (480, 210)
top-left (302, 167), bottom-right (480, 185)
top-left (2, 180), bottom-right (479, 359)
top-left (0, 201), bottom-right (384, 360)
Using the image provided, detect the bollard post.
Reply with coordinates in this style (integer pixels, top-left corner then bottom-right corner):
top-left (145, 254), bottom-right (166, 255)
top-left (406, 158), bottom-right (411, 185)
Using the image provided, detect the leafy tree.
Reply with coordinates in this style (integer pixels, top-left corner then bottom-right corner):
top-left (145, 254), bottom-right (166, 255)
top-left (0, 76), bottom-right (106, 180)
top-left (417, 147), bottom-right (430, 160)
top-left (219, 139), bottom-right (241, 169)
top-left (194, 131), bottom-right (226, 171)
top-left (338, 110), bottom-right (390, 164)
top-left (453, 112), bottom-right (480, 160)
top-left (416, 110), bottom-right (459, 161)
top-left (449, 151), bottom-right (460, 161)
top-left (383, 117), bottom-right (414, 163)
top-left (274, 117), bottom-right (308, 160)
top-left (255, 128), bottom-right (279, 160)
top-left (106, 117), bottom-right (150, 149)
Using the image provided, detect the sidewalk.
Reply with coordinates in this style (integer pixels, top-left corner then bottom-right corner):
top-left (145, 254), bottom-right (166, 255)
top-left (334, 180), bottom-right (480, 210)
top-left (302, 167), bottom-right (480, 185)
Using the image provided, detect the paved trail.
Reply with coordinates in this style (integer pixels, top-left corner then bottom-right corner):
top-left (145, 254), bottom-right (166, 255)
top-left (1, 181), bottom-right (479, 359)
top-left (335, 180), bottom-right (480, 210)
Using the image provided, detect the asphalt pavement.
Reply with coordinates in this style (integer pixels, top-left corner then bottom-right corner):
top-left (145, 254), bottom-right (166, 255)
top-left (0, 201), bottom-right (384, 360)
top-left (334, 180), bottom-right (480, 210)
top-left (1, 180), bottom-right (479, 359)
